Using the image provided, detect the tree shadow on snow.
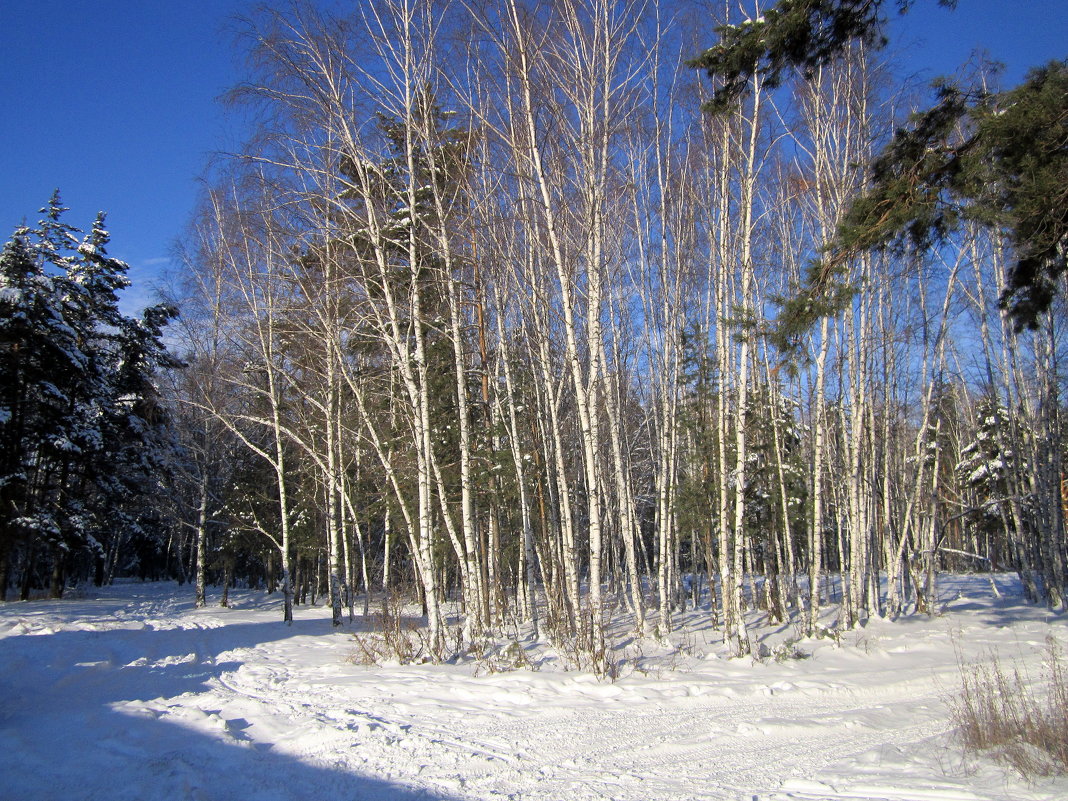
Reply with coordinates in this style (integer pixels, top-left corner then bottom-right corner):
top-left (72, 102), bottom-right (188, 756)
top-left (0, 613), bottom-right (460, 801)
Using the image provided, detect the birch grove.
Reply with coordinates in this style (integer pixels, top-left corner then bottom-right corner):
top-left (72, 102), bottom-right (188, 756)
top-left (131, 0), bottom-right (1068, 669)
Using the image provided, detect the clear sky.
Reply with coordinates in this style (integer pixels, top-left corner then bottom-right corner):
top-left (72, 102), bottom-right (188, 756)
top-left (886, 0), bottom-right (1067, 86)
top-left (1, 1), bottom-right (1064, 317)
top-left (0, 1), bottom-right (251, 314)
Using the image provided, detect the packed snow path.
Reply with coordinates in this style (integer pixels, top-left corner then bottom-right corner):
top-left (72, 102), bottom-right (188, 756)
top-left (2, 579), bottom-right (1065, 801)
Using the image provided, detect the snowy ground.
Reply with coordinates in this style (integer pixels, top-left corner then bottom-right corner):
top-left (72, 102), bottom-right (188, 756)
top-left (2, 576), bottom-right (1066, 801)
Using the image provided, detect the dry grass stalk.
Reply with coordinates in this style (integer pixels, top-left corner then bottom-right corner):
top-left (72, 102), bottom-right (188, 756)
top-left (950, 636), bottom-right (1068, 778)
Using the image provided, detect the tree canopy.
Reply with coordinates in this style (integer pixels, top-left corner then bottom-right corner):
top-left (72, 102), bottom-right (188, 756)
top-left (692, 0), bottom-right (1067, 346)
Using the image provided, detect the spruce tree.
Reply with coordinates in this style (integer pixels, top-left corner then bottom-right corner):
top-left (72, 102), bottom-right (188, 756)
top-left (0, 224), bottom-right (88, 597)
top-left (0, 196), bottom-right (179, 597)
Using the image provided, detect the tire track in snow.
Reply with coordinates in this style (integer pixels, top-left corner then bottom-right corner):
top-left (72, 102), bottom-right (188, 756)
top-left (12, 583), bottom-right (1061, 801)
top-left (447, 680), bottom-right (953, 800)
top-left (196, 638), bottom-right (955, 801)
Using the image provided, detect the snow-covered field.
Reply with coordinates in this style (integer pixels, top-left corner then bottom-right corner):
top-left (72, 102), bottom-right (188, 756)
top-left (2, 576), bottom-right (1065, 801)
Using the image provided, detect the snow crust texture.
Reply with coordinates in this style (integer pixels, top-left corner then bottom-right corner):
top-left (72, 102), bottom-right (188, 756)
top-left (2, 577), bottom-right (1066, 801)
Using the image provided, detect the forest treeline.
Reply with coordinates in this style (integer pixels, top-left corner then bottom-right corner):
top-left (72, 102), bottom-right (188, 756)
top-left (0, 196), bottom-right (178, 599)
top-left (2, 0), bottom-right (1065, 665)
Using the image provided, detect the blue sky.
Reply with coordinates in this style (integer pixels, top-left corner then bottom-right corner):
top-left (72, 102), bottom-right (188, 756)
top-left (886, 0), bottom-right (1067, 85)
top-left (1, 1), bottom-right (1064, 316)
top-left (0, 1), bottom-right (251, 314)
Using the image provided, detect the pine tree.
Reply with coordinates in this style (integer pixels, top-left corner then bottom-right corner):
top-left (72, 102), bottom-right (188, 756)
top-left (691, 1), bottom-right (1066, 339)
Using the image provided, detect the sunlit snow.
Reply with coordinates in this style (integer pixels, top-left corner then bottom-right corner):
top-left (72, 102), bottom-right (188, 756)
top-left (2, 576), bottom-right (1065, 801)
